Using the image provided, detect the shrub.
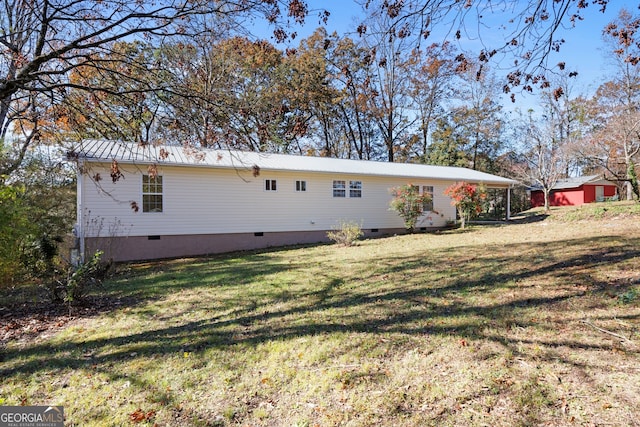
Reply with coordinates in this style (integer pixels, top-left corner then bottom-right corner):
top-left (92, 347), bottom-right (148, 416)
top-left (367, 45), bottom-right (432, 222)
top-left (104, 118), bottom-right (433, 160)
top-left (46, 250), bottom-right (109, 306)
top-left (389, 184), bottom-right (431, 231)
top-left (1, 152), bottom-right (75, 289)
top-left (327, 221), bottom-right (364, 246)
top-left (57, 251), bottom-right (109, 305)
top-left (22, 233), bottom-right (66, 300)
top-left (0, 183), bottom-right (33, 286)
top-left (444, 182), bottom-right (487, 229)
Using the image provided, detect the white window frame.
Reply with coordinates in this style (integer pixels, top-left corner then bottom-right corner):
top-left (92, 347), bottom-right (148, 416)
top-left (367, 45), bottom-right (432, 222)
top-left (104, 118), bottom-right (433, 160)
top-left (295, 180), bottom-right (307, 192)
top-left (333, 180), bottom-right (346, 197)
top-left (349, 180), bottom-right (362, 198)
top-left (142, 175), bottom-right (163, 213)
top-left (265, 179), bottom-right (277, 192)
top-left (422, 185), bottom-right (434, 212)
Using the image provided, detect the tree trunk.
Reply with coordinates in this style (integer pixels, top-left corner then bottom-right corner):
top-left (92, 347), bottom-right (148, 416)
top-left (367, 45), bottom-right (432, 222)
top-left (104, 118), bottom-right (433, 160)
top-left (543, 189), bottom-right (550, 212)
top-left (626, 161), bottom-right (639, 200)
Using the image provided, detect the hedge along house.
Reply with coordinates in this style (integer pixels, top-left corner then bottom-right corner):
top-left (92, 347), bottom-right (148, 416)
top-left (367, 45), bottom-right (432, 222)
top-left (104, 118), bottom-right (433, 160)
top-left (529, 175), bottom-right (618, 208)
top-left (72, 140), bottom-right (517, 262)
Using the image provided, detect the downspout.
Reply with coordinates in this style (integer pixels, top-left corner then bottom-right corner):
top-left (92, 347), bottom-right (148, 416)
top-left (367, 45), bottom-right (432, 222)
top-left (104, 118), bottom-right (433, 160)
top-left (77, 158), bottom-right (85, 264)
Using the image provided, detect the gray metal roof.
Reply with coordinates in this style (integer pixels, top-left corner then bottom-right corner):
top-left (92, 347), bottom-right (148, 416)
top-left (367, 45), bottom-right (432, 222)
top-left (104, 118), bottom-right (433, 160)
top-left (550, 175), bottom-right (607, 190)
top-left (68, 140), bottom-right (517, 187)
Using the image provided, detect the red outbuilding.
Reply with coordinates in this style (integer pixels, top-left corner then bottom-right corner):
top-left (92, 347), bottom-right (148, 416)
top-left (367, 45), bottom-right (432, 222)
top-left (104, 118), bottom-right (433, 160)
top-left (530, 175), bottom-right (618, 208)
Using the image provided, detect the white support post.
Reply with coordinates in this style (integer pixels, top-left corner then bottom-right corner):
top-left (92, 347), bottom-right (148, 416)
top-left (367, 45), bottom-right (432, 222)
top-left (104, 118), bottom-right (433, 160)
top-left (506, 186), bottom-right (511, 221)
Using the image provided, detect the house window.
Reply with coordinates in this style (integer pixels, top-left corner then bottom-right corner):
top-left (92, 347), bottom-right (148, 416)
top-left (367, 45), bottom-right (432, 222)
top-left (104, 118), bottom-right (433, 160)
top-left (142, 175), bottom-right (163, 213)
top-left (333, 180), bottom-right (346, 197)
top-left (350, 180), bottom-right (362, 198)
top-left (422, 185), bottom-right (434, 211)
top-left (265, 179), bottom-right (277, 191)
top-left (296, 180), bottom-right (307, 192)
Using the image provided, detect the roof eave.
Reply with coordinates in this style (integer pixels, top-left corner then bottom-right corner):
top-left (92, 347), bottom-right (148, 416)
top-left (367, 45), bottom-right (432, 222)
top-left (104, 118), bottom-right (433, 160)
top-left (80, 156), bottom-right (516, 186)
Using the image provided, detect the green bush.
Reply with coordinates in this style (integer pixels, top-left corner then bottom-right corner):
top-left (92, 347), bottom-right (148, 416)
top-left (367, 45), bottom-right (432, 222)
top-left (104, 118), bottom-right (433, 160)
top-left (42, 251), bottom-right (110, 306)
top-left (0, 150), bottom-right (76, 290)
top-left (327, 221), bottom-right (364, 246)
top-left (54, 251), bottom-right (108, 305)
top-left (22, 233), bottom-right (65, 300)
top-left (0, 183), bottom-right (34, 286)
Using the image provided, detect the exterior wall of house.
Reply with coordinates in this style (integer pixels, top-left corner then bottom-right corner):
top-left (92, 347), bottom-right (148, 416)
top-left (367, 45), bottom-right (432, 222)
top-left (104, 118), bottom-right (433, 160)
top-left (551, 187), bottom-right (585, 206)
top-left (583, 184), bottom-right (617, 203)
top-left (79, 162), bottom-right (457, 261)
top-left (583, 185), bottom-right (595, 203)
top-left (530, 191), bottom-right (543, 208)
top-left (530, 184), bottom-right (618, 207)
top-left (84, 228), bottom-right (406, 262)
top-left (604, 185), bottom-right (617, 199)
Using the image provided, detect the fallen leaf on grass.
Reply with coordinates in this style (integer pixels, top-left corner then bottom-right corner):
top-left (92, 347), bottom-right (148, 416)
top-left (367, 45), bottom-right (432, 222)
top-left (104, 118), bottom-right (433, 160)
top-left (129, 408), bottom-right (155, 423)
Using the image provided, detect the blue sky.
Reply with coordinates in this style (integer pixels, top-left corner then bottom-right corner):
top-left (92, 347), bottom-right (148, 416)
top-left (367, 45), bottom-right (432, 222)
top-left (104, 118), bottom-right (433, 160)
top-left (280, 1), bottom-right (640, 105)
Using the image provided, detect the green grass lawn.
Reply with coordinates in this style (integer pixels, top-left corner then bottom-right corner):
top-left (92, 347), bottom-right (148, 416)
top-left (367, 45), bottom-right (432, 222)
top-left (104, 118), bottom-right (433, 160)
top-left (2, 204), bottom-right (640, 426)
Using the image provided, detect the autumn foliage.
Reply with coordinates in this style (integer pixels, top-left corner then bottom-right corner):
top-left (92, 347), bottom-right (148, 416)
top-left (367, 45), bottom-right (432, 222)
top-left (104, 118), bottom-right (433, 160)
top-left (389, 184), bottom-right (431, 231)
top-left (443, 182), bottom-right (486, 229)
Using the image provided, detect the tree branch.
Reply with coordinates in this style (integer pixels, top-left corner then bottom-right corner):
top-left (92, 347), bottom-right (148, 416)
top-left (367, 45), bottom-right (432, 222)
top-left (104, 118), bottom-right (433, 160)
top-left (580, 319), bottom-right (636, 346)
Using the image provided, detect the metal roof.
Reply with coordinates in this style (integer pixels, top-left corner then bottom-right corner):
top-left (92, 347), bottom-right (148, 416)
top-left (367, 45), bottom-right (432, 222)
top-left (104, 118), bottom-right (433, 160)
top-left (550, 175), bottom-right (608, 190)
top-left (529, 175), bottom-right (614, 191)
top-left (68, 140), bottom-right (517, 187)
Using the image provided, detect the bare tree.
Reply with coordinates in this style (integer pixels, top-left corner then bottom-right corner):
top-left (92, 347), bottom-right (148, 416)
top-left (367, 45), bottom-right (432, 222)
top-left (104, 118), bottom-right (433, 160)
top-left (324, 33), bottom-right (380, 160)
top-left (369, 0), bottom-right (611, 95)
top-left (512, 108), bottom-right (568, 212)
top-left (574, 98), bottom-right (640, 200)
top-left (571, 8), bottom-right (640, 200)
top-left (0, 0), bottom-right (317, 176)
top-left (406, 42), bottom-right (457, 161)
top-left (358, 1), bottom-right (419, 162)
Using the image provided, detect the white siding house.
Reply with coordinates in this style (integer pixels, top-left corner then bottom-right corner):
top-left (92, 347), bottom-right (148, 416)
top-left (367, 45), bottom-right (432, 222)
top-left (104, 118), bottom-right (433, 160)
top-left (72, 140), bottom-right (517, 262)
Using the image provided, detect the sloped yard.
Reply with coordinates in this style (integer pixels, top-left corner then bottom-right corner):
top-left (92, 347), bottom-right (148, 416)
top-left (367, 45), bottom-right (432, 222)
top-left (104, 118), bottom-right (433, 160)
top-left (1, 206), bottom-right (640, 426)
